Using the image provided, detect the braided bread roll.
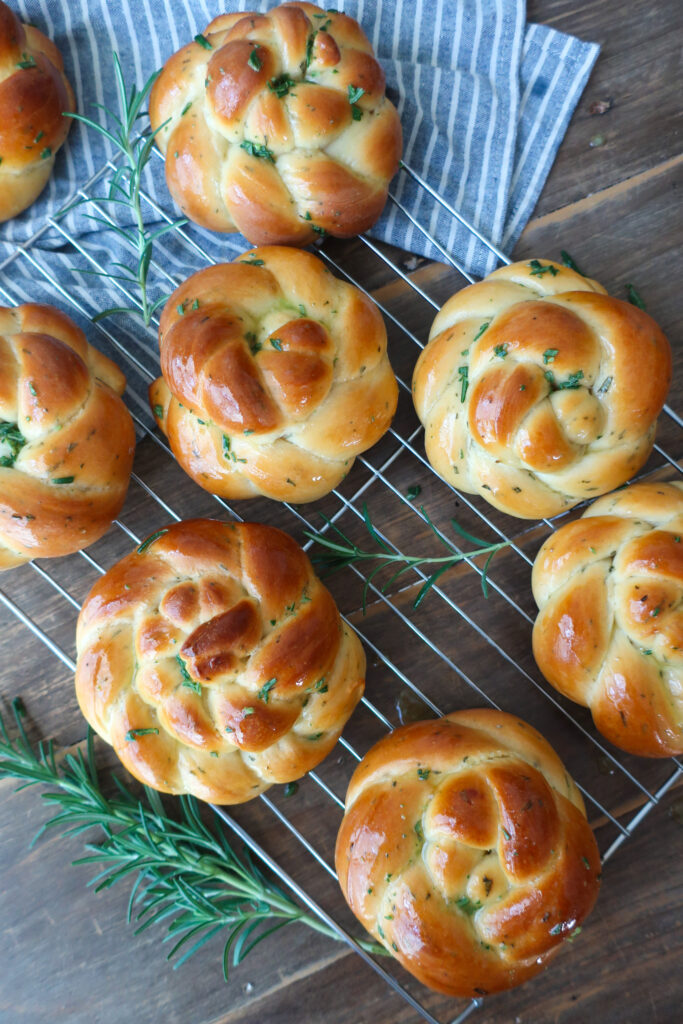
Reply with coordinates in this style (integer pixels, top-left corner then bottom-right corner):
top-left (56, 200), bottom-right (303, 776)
top-left (0, 1), bottom-right (75, 221)
top-left (336, 709), bottom-right (600, 997)
top-left (148, 2), bottom-right (402, 245)
top-left (533, 481), bottom-right (683, 757)
top-left (412, 260), bottom-right (672, 519)
top-left (75, 519), bottom-right (365, 803)
top-left (149, 247), bottom-right (398, 503)
top-left (0, 304), bottom-right (135, 569)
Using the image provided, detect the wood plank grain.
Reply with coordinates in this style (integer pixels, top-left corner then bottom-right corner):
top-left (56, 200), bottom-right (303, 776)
top-left (526, 0), bottom-right (683, 217)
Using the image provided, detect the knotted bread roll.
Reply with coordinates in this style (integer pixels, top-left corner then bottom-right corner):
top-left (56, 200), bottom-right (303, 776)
top-left (336, 709), bottom-right (600, 997)
top-left (0, 1), bottom-right (75, 221)
top-left (412, 260), bottom-right (672, 518)
top-left (0, 304), bottom-right (135, 569)
top-left (149, 247), bottom-right (398, 503)
top-left (149, 2), bottom-right (402, 244)
top-left (533, 481), bottom-right (683, 757)
top-left (75, 519), bottom-right (365, 804)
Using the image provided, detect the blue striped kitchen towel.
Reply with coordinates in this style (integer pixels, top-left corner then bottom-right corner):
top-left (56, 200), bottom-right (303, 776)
top-left (0, 0), bottom-right (599, 279)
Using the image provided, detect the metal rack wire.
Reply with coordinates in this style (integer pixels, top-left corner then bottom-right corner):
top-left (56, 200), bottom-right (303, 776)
top-left (0, 156), bottom-right (681, 1024)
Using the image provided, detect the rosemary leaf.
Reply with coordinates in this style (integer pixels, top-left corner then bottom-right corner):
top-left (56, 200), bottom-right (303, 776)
top-left (305, 503), bottom-right (509, 610)
top-left (63, 53), bottom-right (186, 326)
top-left (0, 700), bottom-right (386, 977)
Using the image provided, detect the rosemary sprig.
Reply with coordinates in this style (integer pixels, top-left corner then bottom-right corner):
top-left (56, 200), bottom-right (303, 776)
top-left (0, 699), bottom-right (384, 977)
top-left (305, 504), bottom-right (509, 611)
top-left (63, 53), bottom-right (186, 325)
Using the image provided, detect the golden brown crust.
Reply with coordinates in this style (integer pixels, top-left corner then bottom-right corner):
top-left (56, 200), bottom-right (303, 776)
top-left (335, 709), bottom-right (600, 997)
top-left (412, 260), bottom-right (672, 518)
top-left (532, 480), bottom-right (683, 757)
top-left (0, 304), bottom-right (135, 569)
top-left (75, 518), bottom-right (366, 803)
top-left (0, 2), bottom-right (75, 221)
top-left (148, 2), bottom-right (402, 244)
top-left (150, 246), bottom-right (398, 503)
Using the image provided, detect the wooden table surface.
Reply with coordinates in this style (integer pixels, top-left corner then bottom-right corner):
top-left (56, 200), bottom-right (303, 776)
top-left (1, 2), bottom-right (682, 1023)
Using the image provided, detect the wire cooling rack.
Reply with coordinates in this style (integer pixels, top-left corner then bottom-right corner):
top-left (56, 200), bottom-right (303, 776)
top-left (0, 156), bottom-right (681, 1024)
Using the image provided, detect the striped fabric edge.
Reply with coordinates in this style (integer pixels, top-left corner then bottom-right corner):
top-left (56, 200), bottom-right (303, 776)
top-left (502, 22), bottom-right (600, 249)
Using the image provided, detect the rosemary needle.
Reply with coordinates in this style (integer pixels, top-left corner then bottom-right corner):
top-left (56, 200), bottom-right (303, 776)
top-left (63, 53), bottom-right (186, 326)
top-left (305, 503), bottom-right (509, 611)
top-left (0, 699), bottom-right (385, 977)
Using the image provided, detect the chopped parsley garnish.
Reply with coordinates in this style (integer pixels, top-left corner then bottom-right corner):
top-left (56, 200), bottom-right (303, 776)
top-left (549, 923), bottom-right (562, 936)
top-left (137, 528), bottom-right (168, 553)
top-left (472, 321), bottom-right (490, 343)
top-left (257, 678), bottom-right (277, 703)
top-left (543, 348), bottom-right (559, 363)
top-left (455, 895), bottom-right (481, 915)
top-left (304, 32), bottom-right (317, 69)
top-left (307, 732), bottom-right (323, 741)
top-left (16, 53), bottom-right (37, 69)
top-left (417, 767), bottom-right (430, 780)
top-left (270, 337), bottom-right (283, 350)
top-left (284, 781), bottom-right (298, 797)
top-left (493, 344), bottom-right (508, 359)
top-left (626, 283), bottom-right (646, 310)
top-left (301, 210), bottom-right (326, 234)
top-left (248, 48), bottom-right (262, 71)
top-left (545, 369), bottom-right (584, 390)
top-left (153, 404), bottom-right (164, 418)
top-left (40, 147), bottom-right (52, 160)
top-left (242, 707), bottom-right (255, 717)
top-left (245, 332), bottom-right (261, 355)
top-left (528, 259), bottom-right (559, 278)
top-left (52, 476), bottom-right (75, 485)
top-left (406, 485), bottom-right (422, 501)
top-left (560, 250), bottom-right (584, 275)
top-left (240, 139), bottom-right (275, 163)
top-left (0, 421), bottom-right (27, 468)
top-left (268, 74), bottom-right (297, 98)
top-left (597, 375), bottom-right (613, 394)
top-left (194, 33), bottom-right (213, 50)
top-left (125, 728), bottom-right (159, 741)
top-left (180, 101), bottom-right (193, 116)
top-left (347, 83), bottom-right (365, 120)
top-left (222, 434), bottom-right (246, 463)
top-left (241, 258), bottom-right (265, 266)
top-left (457, 365), bottom-right (469, 402)
top-left (414, 820), bottom-right (423, 840)
top-left (176, 654), bottom-right (201, 694)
